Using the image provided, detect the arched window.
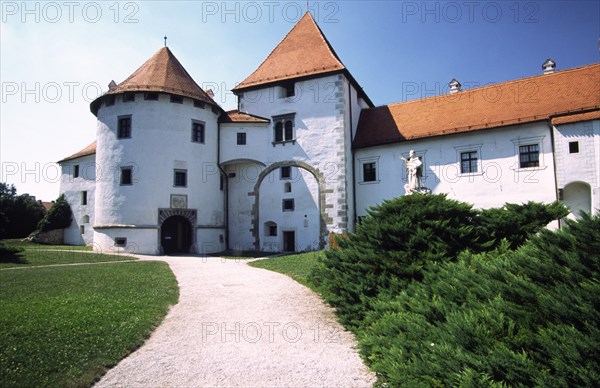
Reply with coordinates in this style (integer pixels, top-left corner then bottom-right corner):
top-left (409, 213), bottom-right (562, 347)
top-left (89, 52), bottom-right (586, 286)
top-left (284, 120), bottom-right (293, 140)
top-left (272, 114), bottom-right (295, 143)
top-left (264, 221), bottom-right (277, 236)
top-left (274, 122), bottom-right (283, 142)
top-left (82, 215), bottom-right (90, 224)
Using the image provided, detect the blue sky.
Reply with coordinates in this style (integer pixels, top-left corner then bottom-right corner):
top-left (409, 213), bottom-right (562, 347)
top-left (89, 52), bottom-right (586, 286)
top-left (1, 0), bottom-right (599, 200)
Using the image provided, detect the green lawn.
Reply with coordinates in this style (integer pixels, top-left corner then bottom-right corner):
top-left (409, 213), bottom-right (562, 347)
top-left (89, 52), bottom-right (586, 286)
top-left (0, 249), bottom-right (134, 269)
top-left (3, 239), bottom-right (92, 251)
top-left (0, 259), bottom-right (178, 387)
top-left (249, 251), bottom-right (323, 291)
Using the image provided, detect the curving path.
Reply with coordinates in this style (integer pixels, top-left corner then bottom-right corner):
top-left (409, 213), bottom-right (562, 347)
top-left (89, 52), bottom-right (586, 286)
top-left (95, 255), bottom-right (375, 387)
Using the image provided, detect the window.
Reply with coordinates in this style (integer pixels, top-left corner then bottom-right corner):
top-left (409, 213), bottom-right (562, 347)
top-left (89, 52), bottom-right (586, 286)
top-left (81, 191), bottom-right (87, 205)
top-left (174, 169), bottom-right (187, 187)
top-left (82, 215), bottom-right (90, 224)
top-left (114, 237), bottom-right (127, 247)
top-left (519, 144), bottom-right (539, 168)
top-left (122, 93), bottom-right (135, 102)
top-left (118, 116), bottom-right (132, 139)
top-left (273, 114), bottom-right (295, 143)
top-left (80, 225), bottom-right (85, 235)
top-left (237, 132), bottom-right (246, 145)
top-left (105, 95), bottom-right (115, 106)
top-left (211, 106), bottom-right (219, 114)
top-left (120, 167), bottom-right (133, 185)
top-left (282, 199), bottom-right (295, 211)
top-left (284, 182), bottom-right (292, 193)
top-left (280, 166), bottom-right (291, 179)
top-left (265, 222), bottom-right (278, 236)
top-left (144, 92), bottom-right (159, 100)
top-left (284, 83), bottom-right (295, 97)
top-left (73, 165), bottom-right (80, 178)
top-left (460, 151), bottom-right (478, 174)
top-left (170, 95), bottom-right (183, 104)
top-left (569, 141), bottom-right (579, 154)
top-left (219, 175), bottom-right (224, 191)
top-left (363, 162), bottom-right (377, 182)
top-left (194, 100), bottom-right (205, 109)
top-left (192, 121), bottom-right (205, 143)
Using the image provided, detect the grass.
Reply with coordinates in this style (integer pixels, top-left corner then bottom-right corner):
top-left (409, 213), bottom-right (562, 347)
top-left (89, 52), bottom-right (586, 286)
top-left (3, 239), bottom-right (92, 251)
top-left (0, 261), bottom-right (179, 387)
top-left (0, 249), bottom-right (135, 269)
top-left (217, 250), bottom-right (271, 260)
top-left (249, 250), bottom-right (323, 291)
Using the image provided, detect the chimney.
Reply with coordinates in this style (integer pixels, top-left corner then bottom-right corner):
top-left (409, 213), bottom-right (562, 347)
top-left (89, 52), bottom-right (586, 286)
top-left (449, 78), bottom-right (461, 94)
top-left (542, 58), bottom-right (556, 74)
top-left (205, 89), bottom-right (215, 98)
top-left (108, 80), bottom-right (117, 90)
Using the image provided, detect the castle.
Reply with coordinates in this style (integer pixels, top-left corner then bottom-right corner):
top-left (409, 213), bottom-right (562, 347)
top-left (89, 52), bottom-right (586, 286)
top-left (59, 12), bottom-right (600, 255)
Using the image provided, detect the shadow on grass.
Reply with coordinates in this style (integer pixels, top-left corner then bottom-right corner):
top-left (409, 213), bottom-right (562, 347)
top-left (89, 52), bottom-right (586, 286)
top-left (0, 245), bottom-right (28, 264)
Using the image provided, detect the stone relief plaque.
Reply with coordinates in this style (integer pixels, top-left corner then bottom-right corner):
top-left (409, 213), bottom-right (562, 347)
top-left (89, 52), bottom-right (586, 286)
top-left (170, 194), bottom-right (187, 209)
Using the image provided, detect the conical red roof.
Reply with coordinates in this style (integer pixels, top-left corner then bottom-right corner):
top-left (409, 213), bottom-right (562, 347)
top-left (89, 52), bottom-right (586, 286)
top-left (233, 12), bottom-right (346, 91)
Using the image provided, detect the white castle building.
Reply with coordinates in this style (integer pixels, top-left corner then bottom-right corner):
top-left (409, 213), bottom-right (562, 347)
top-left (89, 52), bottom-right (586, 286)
top-left (59, 13), bottom-right (600, 255)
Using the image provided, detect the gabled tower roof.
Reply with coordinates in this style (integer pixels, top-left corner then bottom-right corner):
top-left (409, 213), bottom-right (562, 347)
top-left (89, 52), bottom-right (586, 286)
top-left (233, 12), bottom-right (371, 105)
top-left (91, 47), bottom-right (218, 115)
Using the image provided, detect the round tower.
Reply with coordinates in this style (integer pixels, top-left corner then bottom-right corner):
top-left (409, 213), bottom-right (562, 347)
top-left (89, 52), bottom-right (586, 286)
top-left (90, 47), bottom-right (225, 255)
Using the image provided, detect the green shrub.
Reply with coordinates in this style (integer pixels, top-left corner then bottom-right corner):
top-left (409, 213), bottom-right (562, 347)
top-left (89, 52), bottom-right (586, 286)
top-left (36, 194), bottom-right (72, 232)
top-left (360, 213), bottom-right (600, 386)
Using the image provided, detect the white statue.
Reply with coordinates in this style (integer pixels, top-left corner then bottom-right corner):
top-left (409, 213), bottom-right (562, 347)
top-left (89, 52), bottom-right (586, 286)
top-left (400, 150), bottom-right (423, 195)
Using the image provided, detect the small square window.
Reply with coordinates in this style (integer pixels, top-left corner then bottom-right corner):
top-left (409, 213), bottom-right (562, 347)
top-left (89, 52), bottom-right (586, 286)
top-left (122, 93), bottom-right (135, 102)
top-left (460, 151), bottom-right (478, 174)
top-left (81, 191), bottom-right (87, 205)
top-left (192, 122), bottom-right (205, 143)
top-left (237, 132), bottom-right (247, 145)
top-left (114, 237), bottom-right (127, 247)
top-left (118, 116), bottom-right (132, 139)
top-left (285, 83), bottom-right (295, 97)
top-left (284, 182), bottom-right (292, 193)
top-left (569, 141), bottom-right (579, 154)
top-left (363, 162), bottom-right (377, 182)
top-left (170, 95), bottom-right (183, 104)
top-left (194, 100), bottom-right (205, 109)
top-left (269, 225), bottom-right (277, 236)
top-left (120, 167), bottom-right (133, 185)
top-left (280, 166), bottom-right (291, 179)
top-left (282, 198), bottom-right (295, 211)
top-left (174, 170), bottom-right (187, 187)
top-left (73, 165), bottom-right (80, 178)
top-left (105, 95), bottom-right (115, 106)
top-left (144, 92), bottom-right (159, 101)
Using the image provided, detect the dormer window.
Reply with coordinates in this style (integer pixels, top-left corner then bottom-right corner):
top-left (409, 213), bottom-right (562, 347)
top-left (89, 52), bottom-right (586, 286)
top-left (273, 114), bottom-right (295, 144)
top-left (170, 95), bottom-right (183, 104)
top-left (285, 83), bottom-right (295, 97)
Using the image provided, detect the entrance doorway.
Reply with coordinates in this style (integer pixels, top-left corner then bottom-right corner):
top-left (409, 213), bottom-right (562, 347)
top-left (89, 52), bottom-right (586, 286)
top-left (283, 231), bottom-right (296, 252)
top-left (161, 215), bottom-right (192, 254)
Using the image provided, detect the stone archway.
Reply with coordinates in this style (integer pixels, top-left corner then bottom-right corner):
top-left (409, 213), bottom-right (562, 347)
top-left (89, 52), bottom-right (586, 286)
top-left (248, 161), bottom-right (330, 251)
top-left (562, 181), bottom-right (592, 220)
top-left (158, 209), bottom-right (197, 254)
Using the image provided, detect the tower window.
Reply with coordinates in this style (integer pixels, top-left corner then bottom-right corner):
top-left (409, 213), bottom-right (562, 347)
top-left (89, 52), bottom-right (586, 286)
top-left (120, 166), bottom-right (133, 185)
top-left (280, 166), bottom-right (291, 179)
top-left (144, 92), bottom-right (159, 100)
top-left (194, 100), bottom-right (205, 109)
top-left (122, 93), bottom-right (135, 102)
top-left (569, 141), bottom-right (579, 154)
top-left (282, 198), bottom-right (295, 211)
top-left (284, 182), bottom-right (292, 192)
top-left (273, 114), bottom-right (295, 143)
top-left (73, 165), bottom-right (80, 178)
top-left (105, 95), bottom-right (115, 106)
top-left (170, 95), bottom-right (183, 104)
top-left (118, 116), bottom-right (132, 139)
top-left (284, 83), bottom-right (295, 97)
top-left (192, 121), bottom-right (205, 143)
top-left (81, 191), bottom-right (87, 205)
top-left (174, 169), bottom-right (187, 187)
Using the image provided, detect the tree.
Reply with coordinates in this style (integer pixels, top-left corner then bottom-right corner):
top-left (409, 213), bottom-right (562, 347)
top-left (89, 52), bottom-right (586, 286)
top-left (36, 194), bottom-right (72, 232)
top-left (0, 183), bottom-right (45, 239)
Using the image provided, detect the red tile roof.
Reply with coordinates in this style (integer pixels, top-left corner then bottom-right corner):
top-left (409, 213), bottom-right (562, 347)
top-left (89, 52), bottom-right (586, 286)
top-left (232, 12), bottom-right (346, 92)
top-left (58, 141), bottom-right (96, 163)
top-left (220, 110), bottom-right (270, 123)
top-left (91, 47), bottom-right (218, 115)
top-left (551, 110), bottom-right (600, 125)
top-left (355, 63), bottom-right (600, 148)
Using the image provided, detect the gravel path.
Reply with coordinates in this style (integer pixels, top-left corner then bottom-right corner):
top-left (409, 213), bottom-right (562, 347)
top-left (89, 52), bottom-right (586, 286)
top-left (95, 255), bottom-right (375, 387)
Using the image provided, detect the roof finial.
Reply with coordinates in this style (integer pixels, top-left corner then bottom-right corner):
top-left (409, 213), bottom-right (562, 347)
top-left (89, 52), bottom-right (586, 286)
top-left (164, 36), bottom-right (167, 47)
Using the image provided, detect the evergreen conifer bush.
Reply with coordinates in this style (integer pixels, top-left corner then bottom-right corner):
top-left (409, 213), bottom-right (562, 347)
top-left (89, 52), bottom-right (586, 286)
top-left (360, 213), bottom-right (599, 386)
top-left (36, 194), bottom-right (72, 232)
